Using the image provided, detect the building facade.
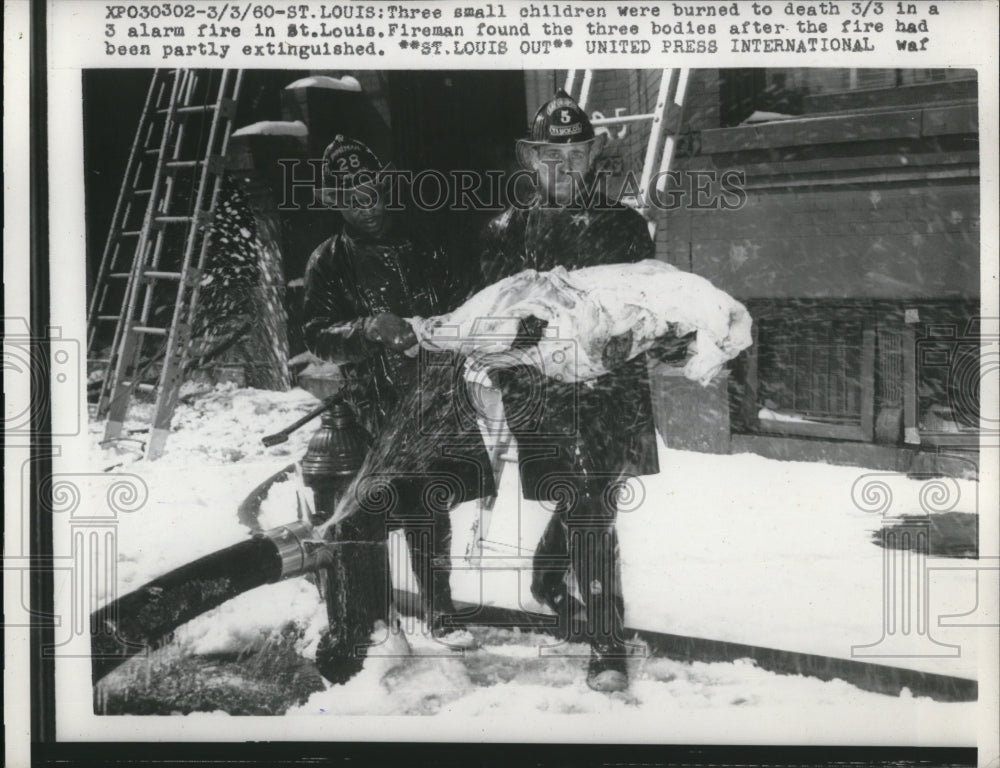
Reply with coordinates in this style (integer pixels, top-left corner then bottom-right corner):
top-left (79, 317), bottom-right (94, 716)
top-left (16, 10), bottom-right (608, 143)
top-left (525, 69), bottom-right (981, 476)
top-left (84, 68), bottom-right (983, 477)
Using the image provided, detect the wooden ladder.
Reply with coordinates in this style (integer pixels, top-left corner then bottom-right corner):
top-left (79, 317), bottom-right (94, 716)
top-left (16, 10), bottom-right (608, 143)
top-left (97, 69), bottom-right (243, 460)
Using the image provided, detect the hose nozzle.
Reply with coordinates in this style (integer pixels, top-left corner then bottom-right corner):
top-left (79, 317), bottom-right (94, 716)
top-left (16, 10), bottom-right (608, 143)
top-left (257, 520), bottom-right (333, 580)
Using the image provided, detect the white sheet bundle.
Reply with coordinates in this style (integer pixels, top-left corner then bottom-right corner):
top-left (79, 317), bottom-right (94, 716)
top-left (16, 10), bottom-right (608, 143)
top-left (409, 259), bottom-right (753, 385)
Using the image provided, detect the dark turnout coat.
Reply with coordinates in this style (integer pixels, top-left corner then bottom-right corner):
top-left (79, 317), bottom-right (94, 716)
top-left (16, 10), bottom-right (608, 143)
top-left (478, 196), bottom-right (661, 501)
top-left (302, 219), bottom-right (493, 505)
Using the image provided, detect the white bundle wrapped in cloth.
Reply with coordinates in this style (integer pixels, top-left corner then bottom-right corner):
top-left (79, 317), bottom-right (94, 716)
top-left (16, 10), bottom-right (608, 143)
top-left (409, 259), bottom-right (753, 385)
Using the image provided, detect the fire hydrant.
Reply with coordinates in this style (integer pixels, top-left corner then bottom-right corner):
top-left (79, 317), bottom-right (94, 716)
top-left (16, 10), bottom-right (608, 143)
top-left (294, 395), bottom-right (390, 684)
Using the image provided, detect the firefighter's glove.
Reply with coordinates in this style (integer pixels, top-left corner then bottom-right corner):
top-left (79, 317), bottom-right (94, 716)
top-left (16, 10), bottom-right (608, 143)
top-left (648, 324), bottom-right (696, 364)
top-left (364, 312), bottom-right (418, 352)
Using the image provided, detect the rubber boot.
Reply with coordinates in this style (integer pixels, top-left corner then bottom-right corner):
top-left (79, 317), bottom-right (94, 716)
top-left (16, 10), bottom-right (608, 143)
top-left (406, 513), bottom-right (478, 650)
top-left (567, 500), bottom-right (628, 693)
top-left (316, 534), bottom-right (399, 684)
top-left (586, 643), bottom-right (629, 693)
top-left (531, 511), bottom-right (587, 641)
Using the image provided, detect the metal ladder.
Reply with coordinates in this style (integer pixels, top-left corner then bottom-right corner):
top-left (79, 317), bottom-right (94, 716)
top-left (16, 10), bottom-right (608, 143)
top-left (97, 69), bottom-right (243, 460)
top-left (466, 69), bottom-right (690, 562)
top-left (566, 67), bottom-right (691, 229)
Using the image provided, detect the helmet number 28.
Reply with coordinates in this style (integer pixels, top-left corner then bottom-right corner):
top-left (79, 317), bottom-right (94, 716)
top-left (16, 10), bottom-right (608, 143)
top-left (336, 154), bottom-right (363, 171)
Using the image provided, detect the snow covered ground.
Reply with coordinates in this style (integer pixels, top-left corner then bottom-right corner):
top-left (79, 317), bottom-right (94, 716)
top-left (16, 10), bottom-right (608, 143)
top-left (85, 384), bottom-right (981, 739)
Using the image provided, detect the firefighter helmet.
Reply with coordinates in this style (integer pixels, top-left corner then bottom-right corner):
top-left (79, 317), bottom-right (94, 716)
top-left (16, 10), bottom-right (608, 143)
top-left (322, 135), bottom-right (383, 191)
top-left (516, 90), bottom-right (606, 168)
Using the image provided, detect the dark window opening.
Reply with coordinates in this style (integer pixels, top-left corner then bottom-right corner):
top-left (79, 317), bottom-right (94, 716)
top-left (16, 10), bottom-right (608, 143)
top-left (747, 306), bottom-right (875, 441)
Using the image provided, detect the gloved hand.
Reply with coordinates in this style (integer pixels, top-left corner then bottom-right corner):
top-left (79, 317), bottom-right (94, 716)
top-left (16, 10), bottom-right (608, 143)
top-left (364, 313), bottom-right (418, 352)
top-left (647, 324), bottom-right (695, 364)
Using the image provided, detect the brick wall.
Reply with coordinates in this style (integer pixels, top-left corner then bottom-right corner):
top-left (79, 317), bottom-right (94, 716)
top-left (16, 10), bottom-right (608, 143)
top-left (652, 69), bottom-right (720, 261)
top-left (668, 181), bottom-right (980, 300)
top-left (657, 72), bottom-right (980, 301)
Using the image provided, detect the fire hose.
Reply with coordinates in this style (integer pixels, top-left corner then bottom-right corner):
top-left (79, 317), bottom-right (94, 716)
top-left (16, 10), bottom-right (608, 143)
top-left (90, 519), bottom-right (339, 683)
top-left (92, 392), bottom-right (377, 685)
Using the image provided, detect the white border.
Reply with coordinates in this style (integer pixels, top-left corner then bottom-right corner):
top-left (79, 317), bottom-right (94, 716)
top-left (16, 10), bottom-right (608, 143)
top-left (3, 0), bottom-right (997, 761)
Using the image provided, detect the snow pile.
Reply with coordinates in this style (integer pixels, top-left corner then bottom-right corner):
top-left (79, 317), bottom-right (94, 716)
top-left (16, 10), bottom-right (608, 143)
top-left (758, 406), bottom-right (825, 424)
top-left (88, 385), bottom-right (331, 661)
top-left (232, 120), bottom-right (308, 138)
top-left (119, 383), bottom-right (319, 467)
top-left (604, 449), bottom-right (978, 680)
top-left (285, 75), bottom-right (362, 92)
top-left (411, 260), bottom-right (753, 384)
top-left (89, 384), bottom-right (322, 594)
top-left (90, 384), bottom-right (979, 729)
top-left (291, 627), bottom-right (972, 723)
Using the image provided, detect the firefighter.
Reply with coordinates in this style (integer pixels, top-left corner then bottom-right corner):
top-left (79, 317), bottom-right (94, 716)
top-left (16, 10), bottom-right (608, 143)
top-left (477, 91), bottom-right (664, 692)
top-left (302, 135), bottom-right (491, 653)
